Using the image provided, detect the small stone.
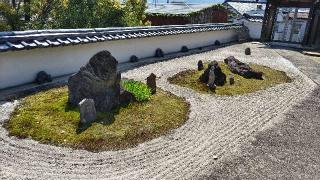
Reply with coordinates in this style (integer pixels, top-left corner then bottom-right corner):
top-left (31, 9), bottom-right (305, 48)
top-left (130, 55), bottom-right (138, 63)
top-left (207, 67), bottom-right (216, 86)
top-left (79, 98), bottom-right (97, 124)
top-left (208, 82), bottom-right (216, 92)
top-left (214, 40), bottom-right (221, 46)
top-left (35, 71), bottom-right (52, 84)
top-left (198, 60), bottom-right (204, 71)
top-left (181, 46), bottom-right (189, 52)
top-left (229, 74), bottom-right (235, 85)
top-left (147, 73), bottom-right (157, 94)
top-left (119, 89), bottom-right (135, 105)
top-left (213, 155), bottom-right (218, 160)
top-left (155, 48), bottom-right (164, 58)
top-left (245, 48), bottom-right (251, 55)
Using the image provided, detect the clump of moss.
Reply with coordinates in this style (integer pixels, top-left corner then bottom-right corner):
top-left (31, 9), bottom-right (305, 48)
top-left (168, 62), bottom-right (292, 96)
top-left (5, 86), bottom-right (189, 152)
top-left (121, 80), bottom-right (152, 101)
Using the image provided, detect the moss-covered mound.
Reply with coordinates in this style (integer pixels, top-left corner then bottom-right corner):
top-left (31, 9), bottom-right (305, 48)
top-left (5, 86), bottom-right (189, 152)
top-left (168, 62), bottom-right (292, 96)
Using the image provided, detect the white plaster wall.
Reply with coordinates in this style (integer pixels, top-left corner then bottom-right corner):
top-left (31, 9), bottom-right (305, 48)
top-left (0, 29), bottom-right (237, 89)
top-left (243, 20), bottom-right (262, 40)
top-left (234, 19), bottom-right (262, 40)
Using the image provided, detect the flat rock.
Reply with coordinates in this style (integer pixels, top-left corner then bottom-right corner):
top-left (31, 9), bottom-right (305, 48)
top-left (224, 56), bottom-right (263, 79)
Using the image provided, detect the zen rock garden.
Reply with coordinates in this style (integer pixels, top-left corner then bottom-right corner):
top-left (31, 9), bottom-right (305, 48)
top-left (3, 42), bottom-right (317, 179)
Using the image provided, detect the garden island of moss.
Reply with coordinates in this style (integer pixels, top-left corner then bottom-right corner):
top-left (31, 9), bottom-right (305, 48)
top-left (5, 85), bottom-right (189, 152)
top-left (168, 62), bottom-right (292, 96)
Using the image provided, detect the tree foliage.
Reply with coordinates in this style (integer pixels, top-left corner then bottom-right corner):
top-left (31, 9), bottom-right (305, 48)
top-left (0, 1), bottom-right (25, 30)
top-left (123, 0), bottom-right (150, 26)
top-left (0, 0), bottom-right (149, 31)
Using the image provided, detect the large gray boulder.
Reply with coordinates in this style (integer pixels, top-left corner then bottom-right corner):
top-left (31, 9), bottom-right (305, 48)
top-left (68, 51), bottom-right (121, 112)
top-left (199, 61), bottom-right (226, 86)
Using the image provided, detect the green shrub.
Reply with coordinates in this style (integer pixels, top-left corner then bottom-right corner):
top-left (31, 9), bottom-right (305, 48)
top-left (121, 80), bottom-right (152, 101)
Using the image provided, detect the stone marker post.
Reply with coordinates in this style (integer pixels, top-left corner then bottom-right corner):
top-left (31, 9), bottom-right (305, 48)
top-left (229, 74), bottom-right (235, 85)
top-left (208, 67), bottom-right (216, 86)
top-left (208, 67), bottom-right (216, 92)
top-left (245, 48), bottom-right (251, 55)
top-left (147, 73), bottom-right (157, 94)
top-left (79, 98), bottom-right (97, 124)
top-left (198, 60), bottom-right (204, 71)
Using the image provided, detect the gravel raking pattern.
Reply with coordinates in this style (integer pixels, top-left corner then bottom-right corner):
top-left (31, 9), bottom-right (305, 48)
top-left (0, 43), bottom-right (317, 179)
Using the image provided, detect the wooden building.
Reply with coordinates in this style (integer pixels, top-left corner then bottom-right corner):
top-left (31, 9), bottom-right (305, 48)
top-left (146, 3), bottom-right (228, 26)
top-left (261, 0), bottom-right (320, 48)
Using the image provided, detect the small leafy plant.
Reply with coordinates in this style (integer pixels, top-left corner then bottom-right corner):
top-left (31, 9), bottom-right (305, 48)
top-left (121, 80), bottom-right (152, 101)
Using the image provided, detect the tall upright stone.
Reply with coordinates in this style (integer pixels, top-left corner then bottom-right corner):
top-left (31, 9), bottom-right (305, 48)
top-left (147, 73), bottom-right (157, 94)
top-left (68, 51), bottom-right (121, 112)
top-left (207, 67), bottom-right (216, 86)
top-left (229, 74), bottom-right (235, 85)
top-left (79, 98), bottom-right (96, 124)
top-left (199, 60), bottom-right (226, 86)
top-left (198, 60), bottom-right (204, 71)
top-left (245, 48), bottom-right (251, 55)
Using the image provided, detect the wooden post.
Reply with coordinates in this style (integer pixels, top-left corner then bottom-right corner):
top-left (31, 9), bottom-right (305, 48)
top-left (147, 73), bottom-right (157, 94)
top-left (261, 1), bottom-right (278, 42)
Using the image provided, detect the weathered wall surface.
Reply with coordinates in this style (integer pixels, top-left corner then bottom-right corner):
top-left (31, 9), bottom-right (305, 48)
top-left (236, 19), bottom-right (262, 40)
top-left (0, 29), bottom-right (238, 89)
top-left (244, 20), bottom-right (262, 40)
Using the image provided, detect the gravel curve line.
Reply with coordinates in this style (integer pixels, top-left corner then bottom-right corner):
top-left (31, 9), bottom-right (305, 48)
top-left (0, 43), bottom-right (317, 179)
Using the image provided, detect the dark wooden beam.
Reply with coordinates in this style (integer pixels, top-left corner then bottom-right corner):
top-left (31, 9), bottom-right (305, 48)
top-left (261, 1), bottom-right (278, 42)
top-left (303, 2), bottom-right (320, 46)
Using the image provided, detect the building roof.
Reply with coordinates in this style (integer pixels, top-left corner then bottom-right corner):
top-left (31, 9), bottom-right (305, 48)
top-left (226, 2), bottom-right (266, 16)
top-left (146, 3), bottom-right (217, 15)
top-left (225, 0), bottom-right (267, 3)
top-left (0, 23), bottom-right (243, 53)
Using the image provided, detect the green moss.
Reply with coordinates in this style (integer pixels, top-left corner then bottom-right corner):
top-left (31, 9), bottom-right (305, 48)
top-left (121, 80), bottom-right (152, 101)
top-left (5, 86), bottom-right (189, 152)
top-left (168, 62), bottom-right (292, 96)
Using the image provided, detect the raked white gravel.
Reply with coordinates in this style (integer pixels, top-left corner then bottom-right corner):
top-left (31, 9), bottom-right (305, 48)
top-left (0, 43), bottom-right (317, 179)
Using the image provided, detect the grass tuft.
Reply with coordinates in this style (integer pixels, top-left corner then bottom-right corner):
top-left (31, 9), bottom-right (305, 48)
top-left (121, 80), bottom-right (152, 101)
top-left (5, 86), bottom-right (189, 152)
top-left (168, 62), bottom-right (292, 96)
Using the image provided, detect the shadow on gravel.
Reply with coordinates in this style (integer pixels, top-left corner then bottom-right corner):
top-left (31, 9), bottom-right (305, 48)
top-left (202, 87), bottom-right (320, 180)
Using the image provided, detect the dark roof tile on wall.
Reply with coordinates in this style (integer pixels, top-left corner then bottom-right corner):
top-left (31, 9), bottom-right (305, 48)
top-left (0, 23), bottom-right (243, 53)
